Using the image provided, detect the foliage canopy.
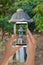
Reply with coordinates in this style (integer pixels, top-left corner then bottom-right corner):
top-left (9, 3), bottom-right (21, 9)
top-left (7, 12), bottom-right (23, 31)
top-left (0, 0), bottom-right (43, 33)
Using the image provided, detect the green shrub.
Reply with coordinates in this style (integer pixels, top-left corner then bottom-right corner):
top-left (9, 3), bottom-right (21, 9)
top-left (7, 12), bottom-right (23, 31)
top-left (33, 13), bottom-right (43, 33)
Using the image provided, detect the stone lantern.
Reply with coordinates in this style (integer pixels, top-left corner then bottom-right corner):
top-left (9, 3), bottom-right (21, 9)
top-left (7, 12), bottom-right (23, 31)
top-left (9, 8), bottom-right (33, 62)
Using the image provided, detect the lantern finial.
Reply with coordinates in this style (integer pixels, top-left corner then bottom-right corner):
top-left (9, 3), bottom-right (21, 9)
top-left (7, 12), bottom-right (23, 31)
top-left (17, 8), bottom-right (24, 12)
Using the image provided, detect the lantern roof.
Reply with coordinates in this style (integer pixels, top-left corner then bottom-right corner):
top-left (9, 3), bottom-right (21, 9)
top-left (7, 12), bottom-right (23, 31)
top-left (9, 8), bottom-right (33, 23)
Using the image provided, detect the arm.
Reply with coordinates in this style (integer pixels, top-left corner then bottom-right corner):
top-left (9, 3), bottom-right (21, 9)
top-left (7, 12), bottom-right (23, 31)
top-left (27, 29), bottom-right (37, 44)
top-left (0, 35), bottom-right (21, 65)
top-left (25, 29), bottom-right (37, 65)
top-left (0, 55), bottom-right (10, 65)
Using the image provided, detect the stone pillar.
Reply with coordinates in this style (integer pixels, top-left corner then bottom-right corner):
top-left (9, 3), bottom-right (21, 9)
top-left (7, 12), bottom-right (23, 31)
top-left (14, 24), bottom-right (16, 34)
top-left (16, 47), bottom-right (25, 62)
top-left (19, 47), bottom-right (25, 62)
top-left (16, 37), bottom-right (25, 62)
top-left (16, 50), bottom-right (20, 61)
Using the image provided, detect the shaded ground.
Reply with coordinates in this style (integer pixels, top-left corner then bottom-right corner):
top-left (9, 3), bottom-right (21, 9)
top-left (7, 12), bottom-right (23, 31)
top-left (0, 33), bottom-right (43, 65)
top-left (34, 34), bottom-right (43, 65)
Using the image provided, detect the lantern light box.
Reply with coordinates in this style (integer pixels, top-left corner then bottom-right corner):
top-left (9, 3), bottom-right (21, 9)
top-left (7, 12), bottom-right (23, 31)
top-left (9, 8), bottom-right (33, 46)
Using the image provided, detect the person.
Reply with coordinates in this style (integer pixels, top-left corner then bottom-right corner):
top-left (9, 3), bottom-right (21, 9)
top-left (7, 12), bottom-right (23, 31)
top-left (0, 29), bottom-right (37, 65)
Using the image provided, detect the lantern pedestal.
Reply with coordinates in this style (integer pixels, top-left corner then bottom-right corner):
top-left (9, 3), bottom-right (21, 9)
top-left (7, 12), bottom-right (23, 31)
top-left (16, 47), bottom-right (25, 62)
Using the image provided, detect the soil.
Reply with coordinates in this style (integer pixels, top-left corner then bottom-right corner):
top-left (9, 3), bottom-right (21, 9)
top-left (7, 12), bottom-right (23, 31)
top-left (0, 33), bottom-right (43, 65)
